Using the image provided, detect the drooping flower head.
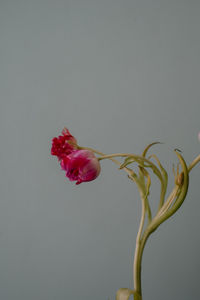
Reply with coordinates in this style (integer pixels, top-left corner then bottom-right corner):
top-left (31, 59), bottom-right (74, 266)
top-left (51, 128), bottom-right (101, 184)
top-left (51, 127), bottom-right (77, 160)
top-left (61, 149), bottom-right (101, 185)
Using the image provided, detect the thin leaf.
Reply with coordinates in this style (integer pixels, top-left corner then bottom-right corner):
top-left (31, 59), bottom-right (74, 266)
top-left (144, 169), bottom-right (152, 222)
top-left (147, 150), bottom-right (189, 233)
top-left (120, 155), bottom-right (165, 203)
top-left (148, 154), bottom-right (168, 210)
top-left (142, 142), bottom-right (162, 157)
top-left (120, 157), bottom-right (136, 169)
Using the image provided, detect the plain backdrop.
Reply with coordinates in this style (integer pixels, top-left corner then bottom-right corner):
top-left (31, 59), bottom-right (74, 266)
top-left (0, 0), bottom-right (200, 300)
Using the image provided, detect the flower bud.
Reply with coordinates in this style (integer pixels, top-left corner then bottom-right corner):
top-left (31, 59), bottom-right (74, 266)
top-left (60, 150), bottom-right (101, 185)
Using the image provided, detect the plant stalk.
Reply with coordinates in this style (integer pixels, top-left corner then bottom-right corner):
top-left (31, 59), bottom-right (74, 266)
top-left (82, 147), bottom-right (200, 300)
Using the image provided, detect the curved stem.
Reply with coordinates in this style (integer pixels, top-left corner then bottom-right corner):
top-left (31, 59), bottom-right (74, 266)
top-left (188, 154), bottom-right (200, 172)
top-left (98, 153), bottom-right (159, 173)
top-left (133, 151), bottom-right (189, 299)
top-left (79, 147), bottom-right (134, 178)
top-left (78, 146), bottom-right (121, 165)
top-left (98, 153), bottom-right (163, 183)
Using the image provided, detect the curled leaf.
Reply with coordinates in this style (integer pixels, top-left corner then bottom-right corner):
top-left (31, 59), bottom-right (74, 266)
top-left (120, 155), bottom-right (165, 206)
top-left (142, 142), bottom-right (162, 157)
top-left (120, 157), bottom-right (136, 169)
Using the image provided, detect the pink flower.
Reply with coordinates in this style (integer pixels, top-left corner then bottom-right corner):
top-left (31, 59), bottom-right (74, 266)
top-left (51, 128), bottom-right (101, 184)
top-left (60, 150), bottom-right (101, 185)
top-left (51, 127), bottom-right (77, 160)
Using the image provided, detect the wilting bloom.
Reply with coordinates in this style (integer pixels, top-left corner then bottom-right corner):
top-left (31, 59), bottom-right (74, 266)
top-left (51, 127), bottom-right (77, 160)
top-left (60, 150), bottom-right (101, 185)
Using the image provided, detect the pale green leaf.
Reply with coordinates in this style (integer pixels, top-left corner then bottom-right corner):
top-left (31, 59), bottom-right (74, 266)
top-left (142, 141), bottom-right (162, 157)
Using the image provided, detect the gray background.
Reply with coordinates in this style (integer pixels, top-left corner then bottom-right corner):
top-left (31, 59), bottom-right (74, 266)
top-left (0, 0), bottom-right (200, 299)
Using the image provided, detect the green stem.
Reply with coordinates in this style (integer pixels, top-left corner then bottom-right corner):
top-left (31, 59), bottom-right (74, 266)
top-left (133, 193), bottom-right (146, 298)
top-left (188, 154), bottom-right (200, 172)
top-left (78, 147), bottom-right (134, 178)
top-left (133, 229), bottom-right (151, 299)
